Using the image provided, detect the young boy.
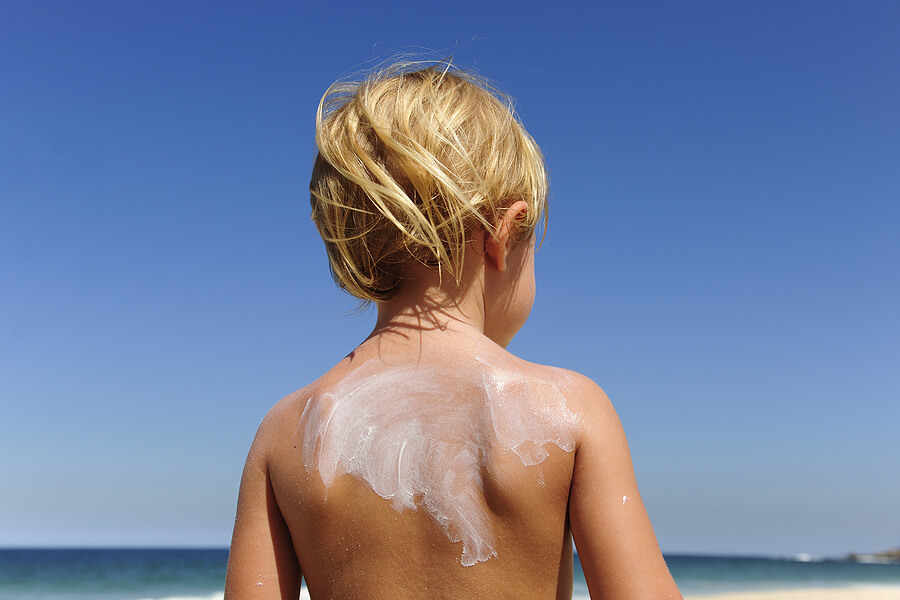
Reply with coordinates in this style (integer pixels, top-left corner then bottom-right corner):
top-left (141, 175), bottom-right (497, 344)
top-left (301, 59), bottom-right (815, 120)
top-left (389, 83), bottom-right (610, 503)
top-left (224, 62), bottom-right (682, 600)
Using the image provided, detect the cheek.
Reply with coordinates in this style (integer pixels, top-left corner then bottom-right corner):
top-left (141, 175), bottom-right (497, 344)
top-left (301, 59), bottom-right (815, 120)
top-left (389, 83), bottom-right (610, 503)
top-left (485, 240), bottom-right (537, 343)
top-left (510, 261), bottom-right (536, 327)
top-left (522, 247), bottom-right (537, 306)
top-left (522, 268), bottom-right (536, 319)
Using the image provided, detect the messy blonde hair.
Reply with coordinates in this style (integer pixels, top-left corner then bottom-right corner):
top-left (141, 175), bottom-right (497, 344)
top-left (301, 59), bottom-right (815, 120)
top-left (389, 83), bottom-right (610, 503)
top-left (310, 61), bottom-right (548, 303)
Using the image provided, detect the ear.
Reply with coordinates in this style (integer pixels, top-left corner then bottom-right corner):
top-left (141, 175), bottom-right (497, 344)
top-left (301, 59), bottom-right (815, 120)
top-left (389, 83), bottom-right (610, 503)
top-left (485, 200), bottom-right (528, 273)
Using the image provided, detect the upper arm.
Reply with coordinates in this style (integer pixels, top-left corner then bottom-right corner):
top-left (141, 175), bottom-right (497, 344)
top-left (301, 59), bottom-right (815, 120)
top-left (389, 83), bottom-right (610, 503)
top-left (224, 414), bottom-right (301, 600)
top-left (568, 380), bottom-right (682, 600)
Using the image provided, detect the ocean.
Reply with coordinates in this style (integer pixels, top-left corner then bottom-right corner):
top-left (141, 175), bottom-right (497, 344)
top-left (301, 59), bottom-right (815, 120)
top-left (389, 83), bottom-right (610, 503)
top-left (2, 549), bottom-right (900, 599)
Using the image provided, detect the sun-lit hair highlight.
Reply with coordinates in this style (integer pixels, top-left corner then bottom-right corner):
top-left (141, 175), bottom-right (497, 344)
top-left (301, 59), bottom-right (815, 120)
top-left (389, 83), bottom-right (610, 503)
top-left (310, 60), bottom-right (548, 303)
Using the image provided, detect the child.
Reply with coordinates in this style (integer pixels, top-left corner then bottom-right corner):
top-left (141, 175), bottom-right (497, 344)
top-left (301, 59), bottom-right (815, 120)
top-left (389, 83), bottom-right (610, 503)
top-left (224, 62), bottom-right (682, 600)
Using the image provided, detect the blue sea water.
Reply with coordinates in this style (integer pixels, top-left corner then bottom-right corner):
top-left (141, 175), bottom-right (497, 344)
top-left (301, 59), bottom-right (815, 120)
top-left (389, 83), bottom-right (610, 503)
top-left (0, 549), bottom-right (226, 600)
top-left (2, 549), bottom-right (900, 599)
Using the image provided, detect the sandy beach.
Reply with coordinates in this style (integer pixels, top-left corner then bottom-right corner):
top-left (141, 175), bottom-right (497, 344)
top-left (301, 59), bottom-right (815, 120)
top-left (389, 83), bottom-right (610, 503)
top-left (686, 587), bottom-right (900, 600)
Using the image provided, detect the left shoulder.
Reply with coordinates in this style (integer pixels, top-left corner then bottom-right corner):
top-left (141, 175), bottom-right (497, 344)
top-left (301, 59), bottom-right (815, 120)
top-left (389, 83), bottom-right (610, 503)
top-left (246, 385), bottom-right (313, 468)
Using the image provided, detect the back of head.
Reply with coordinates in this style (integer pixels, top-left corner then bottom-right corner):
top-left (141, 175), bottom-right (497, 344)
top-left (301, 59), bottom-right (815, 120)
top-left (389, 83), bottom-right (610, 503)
top-left (310, 61), bottom-right (548, 302)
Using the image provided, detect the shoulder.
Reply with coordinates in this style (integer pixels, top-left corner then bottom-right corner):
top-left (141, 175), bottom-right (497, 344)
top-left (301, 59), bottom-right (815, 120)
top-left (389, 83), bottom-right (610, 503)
top-left (504, 348), bottom-right (611, 405)
top-left (510, 358), bottom-right (621, 448)
top-left (479, 338), bottom-right (609, 406)
top-left (556, 369), bottom-right (616, 424)
top-left (245, 383), bottom-right (318, 464)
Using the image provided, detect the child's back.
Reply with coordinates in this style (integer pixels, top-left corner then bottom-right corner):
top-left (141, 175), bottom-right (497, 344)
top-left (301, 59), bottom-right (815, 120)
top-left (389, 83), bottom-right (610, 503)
top-left (224, 61), bottom-right (681, 599)
top-left (253, 335), bottom-right (584, 598)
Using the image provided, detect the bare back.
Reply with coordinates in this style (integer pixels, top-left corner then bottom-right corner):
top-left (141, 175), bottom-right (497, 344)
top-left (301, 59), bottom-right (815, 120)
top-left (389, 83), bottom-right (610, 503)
top-left (262, 337), bottom-right (582, 599)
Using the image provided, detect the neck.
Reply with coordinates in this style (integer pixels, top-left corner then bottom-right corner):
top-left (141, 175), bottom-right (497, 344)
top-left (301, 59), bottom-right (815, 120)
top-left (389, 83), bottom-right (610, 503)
top-left (372, 272), bottom-right (487, 342)
top-left (366, 232), bottom-right (521, 349)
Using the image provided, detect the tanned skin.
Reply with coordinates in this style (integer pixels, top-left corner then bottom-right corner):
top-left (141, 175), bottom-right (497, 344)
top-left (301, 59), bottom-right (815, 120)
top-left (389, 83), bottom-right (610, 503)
top-left (225, 203), bottom-right (683, 599)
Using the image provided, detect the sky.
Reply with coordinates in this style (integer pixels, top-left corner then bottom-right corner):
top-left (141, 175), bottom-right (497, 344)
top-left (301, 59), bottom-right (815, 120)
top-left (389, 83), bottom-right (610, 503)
top-left (1, 1), bottom-right (898, 557)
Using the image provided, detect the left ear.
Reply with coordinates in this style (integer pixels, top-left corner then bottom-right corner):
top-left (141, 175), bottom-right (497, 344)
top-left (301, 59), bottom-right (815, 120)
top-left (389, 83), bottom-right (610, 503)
top-left (485, 200), bottom-right (528, 273)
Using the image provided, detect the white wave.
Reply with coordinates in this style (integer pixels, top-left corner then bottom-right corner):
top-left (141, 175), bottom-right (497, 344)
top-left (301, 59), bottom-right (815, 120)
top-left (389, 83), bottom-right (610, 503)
top-left (130, 586), bottom-right (311, 600)
top-left (132, 594), bottom-right (224, 600)
top-left (129, 591), bottom-right (310, 600)
top-left (791, 552), bottom-right (824, 562)
top-left (142, 587), bottom-right (575, 599)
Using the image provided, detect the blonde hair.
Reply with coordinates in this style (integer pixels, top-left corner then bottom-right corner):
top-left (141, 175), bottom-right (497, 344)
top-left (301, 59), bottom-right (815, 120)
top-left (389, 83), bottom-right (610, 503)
top-left (310, 61), bottom-right (548, 302)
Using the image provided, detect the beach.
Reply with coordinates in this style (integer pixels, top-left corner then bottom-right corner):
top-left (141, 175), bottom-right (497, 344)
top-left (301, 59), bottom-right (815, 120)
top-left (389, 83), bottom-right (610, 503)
top-left (3, 549), bottom-right (900, 600)
top-left (686, 588), bottom-right (900, 600)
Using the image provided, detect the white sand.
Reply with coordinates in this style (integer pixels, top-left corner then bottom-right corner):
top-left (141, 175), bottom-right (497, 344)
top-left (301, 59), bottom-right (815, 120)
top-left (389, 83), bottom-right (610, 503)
top-left (686, 587), bottom-right (900, 600)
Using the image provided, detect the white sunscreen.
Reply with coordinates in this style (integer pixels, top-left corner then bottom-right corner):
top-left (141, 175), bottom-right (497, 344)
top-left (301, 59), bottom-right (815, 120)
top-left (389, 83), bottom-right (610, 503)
top-left (298, 352), bottom-right (580, 566)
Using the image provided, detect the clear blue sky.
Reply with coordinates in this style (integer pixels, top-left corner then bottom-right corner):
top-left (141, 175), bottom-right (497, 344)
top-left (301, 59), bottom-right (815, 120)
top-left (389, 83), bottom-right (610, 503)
top-left (1, 1), bottom-right (897, 557)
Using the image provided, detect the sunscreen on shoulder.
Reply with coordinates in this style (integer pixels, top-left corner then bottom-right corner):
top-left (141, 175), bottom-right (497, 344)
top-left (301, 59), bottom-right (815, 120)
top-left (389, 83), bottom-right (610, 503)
top-left (297, 350), bottom-right (580, 566)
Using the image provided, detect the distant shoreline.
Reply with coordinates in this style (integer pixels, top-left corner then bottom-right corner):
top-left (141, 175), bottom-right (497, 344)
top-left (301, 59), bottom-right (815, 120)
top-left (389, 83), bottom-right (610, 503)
top-left (848, 549), bottom-right (900, 565)
top-left (0, 546), bottom-right (893, 560)
top-left (4, 548), bottom-right (900, 599)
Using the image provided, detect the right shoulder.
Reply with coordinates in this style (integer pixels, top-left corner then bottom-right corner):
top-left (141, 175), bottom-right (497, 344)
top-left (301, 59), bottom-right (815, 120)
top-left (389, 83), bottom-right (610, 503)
top-left (562, 369), bottom-right (683, 598)
top-left (510, 359), bottom-right (618, 450)
top-left (555, 369), bottom-right (619, 450)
